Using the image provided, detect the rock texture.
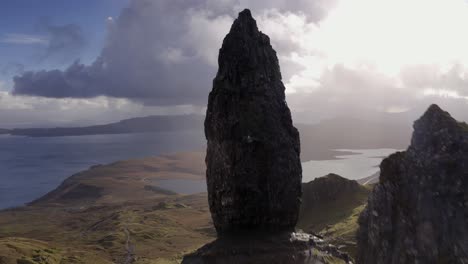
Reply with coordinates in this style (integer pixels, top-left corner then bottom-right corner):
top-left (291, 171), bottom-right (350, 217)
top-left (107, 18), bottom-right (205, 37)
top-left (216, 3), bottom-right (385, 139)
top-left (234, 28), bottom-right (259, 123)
top-left (204, 9), bottom-right (302, 235)
top-left (357, 104), bottom-right (468, 263)
top-left (182, 232), bottom-right (350, 264)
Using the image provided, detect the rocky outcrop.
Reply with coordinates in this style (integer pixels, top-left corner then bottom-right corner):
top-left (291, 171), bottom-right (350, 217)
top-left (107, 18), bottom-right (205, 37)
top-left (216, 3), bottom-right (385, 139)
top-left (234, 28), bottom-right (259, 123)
top-left (357, 104), bottom-right (468, 263)
top-left (204, 9), bottom-right (302, 235)
top-left (182, 232), bottom-right (351, 264)
top-left (299, 174), bottom-right (370, 231)
top-left (302, 174), bottom-right (369, 207)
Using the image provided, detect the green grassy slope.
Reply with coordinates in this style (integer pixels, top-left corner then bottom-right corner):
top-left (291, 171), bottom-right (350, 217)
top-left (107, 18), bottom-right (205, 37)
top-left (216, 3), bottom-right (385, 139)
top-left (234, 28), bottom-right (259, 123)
top-left (0, 154), bottom-right (371, 263)
top-left (298, 173), bottom-right (372, 259)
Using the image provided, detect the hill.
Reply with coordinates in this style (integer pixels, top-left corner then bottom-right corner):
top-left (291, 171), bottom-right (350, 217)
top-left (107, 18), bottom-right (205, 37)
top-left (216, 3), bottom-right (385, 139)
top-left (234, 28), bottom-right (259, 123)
top-left (3, 115), bottom-right (411, 164)
top-left (30, 151), bottom-right (205, 206)
top-left (0, 152), bottom-right (212, 264)
top-left (8, 115), bottom-right (203, 137)
top-left (298, 174), bottom-right (372, 257)
top-left (298, 117), bottom-right (411, 161)
top-left (0, 153), bottom-right (372, 263)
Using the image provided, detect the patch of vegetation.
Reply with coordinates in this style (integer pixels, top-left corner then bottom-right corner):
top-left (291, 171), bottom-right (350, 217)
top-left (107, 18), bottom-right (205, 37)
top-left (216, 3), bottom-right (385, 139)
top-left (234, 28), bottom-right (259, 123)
top-left (0, 194), bottom-right (213, 264)
top-left (460, 121), bottom-right (468, 132)
top-left (312, 249), bottom-right (347, 264)
top-left (321, 204), bottom-right (366, 258)
top-left (298, 174), bottom-right (371, 259)
top-left (0, 155), bottom-right (372, 263)
top-left (144, 185), bottom-right (177, 195)
top-left (298, 174), bottom-right (370, 232)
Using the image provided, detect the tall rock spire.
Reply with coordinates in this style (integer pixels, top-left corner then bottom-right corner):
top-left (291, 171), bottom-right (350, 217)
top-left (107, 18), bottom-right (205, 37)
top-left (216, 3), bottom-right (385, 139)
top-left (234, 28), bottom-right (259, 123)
top-left (205, 8), bottom-right (302, 235)
top-left (184, 10), bottom-right (353, 264)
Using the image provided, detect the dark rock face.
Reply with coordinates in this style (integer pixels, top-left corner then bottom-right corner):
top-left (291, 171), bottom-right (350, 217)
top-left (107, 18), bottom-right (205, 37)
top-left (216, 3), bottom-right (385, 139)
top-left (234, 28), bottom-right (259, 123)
top-left (183, 233), bottom-right (312, 264)
top-left (204, 9), bottom-right (302, 235)
top-left (357, 104), bottom-right (468, 264)
top-left (182, 232), bottom-right (351, 264)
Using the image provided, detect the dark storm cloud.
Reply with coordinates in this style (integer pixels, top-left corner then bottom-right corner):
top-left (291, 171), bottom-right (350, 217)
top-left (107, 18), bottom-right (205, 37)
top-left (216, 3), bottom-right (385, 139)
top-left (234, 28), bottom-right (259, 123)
top-left (40, 21), bottom-right (86, 62)
top-left (12, 0), bottom-right (335, 105)
top-left (14, 0), bottom-right (224, 104)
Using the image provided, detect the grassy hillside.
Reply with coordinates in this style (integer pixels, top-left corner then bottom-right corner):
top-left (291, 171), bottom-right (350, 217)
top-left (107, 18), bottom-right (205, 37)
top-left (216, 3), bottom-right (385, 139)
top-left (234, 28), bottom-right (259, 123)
top-left (0, 194), bottom-right (213, 264)
top-left (9, 115), bottom-right (204, 137)
top-left (298, 173), bottom-right (372, 258)
top-left (31, 151), bottom-right (205, 206)
top-left (0, 153), bottom-right (370, 263)
top-left (0, 152), bottom-right (212, 264)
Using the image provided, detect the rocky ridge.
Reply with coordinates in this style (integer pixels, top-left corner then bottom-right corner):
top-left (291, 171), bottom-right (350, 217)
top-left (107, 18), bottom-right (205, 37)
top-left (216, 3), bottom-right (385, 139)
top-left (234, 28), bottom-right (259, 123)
top-left (357, 104), bottom-right (468, 263)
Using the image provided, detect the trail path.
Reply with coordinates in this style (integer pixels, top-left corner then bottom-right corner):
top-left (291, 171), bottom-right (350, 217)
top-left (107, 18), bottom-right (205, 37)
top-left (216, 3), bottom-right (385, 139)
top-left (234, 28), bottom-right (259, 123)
top-left (123, 226), bottom-right (135, 264)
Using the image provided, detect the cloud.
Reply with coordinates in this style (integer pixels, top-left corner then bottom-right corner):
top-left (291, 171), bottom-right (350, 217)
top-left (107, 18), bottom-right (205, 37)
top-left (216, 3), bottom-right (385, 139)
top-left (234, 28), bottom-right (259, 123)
top-left (1, 22), bottom-right (86, 65)
top-left (283, 0), bottom-right (468, 120)
top-left (0, 91), bottom-right (201, 128)
top-left (38, 20), bottom-right (86, 62)
top-left (1, 62), bottom-right (25, 77)
top-left (0, 33), bottom-right (48, 45)
top-left (10, 0), bottom-right (468, 122)
top-left (11, 0), bottom-right (334, 106)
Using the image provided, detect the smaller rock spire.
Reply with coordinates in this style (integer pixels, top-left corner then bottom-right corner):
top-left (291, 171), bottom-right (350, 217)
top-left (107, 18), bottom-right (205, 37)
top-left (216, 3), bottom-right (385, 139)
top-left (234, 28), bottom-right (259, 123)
top-left (411, 104), bottom-right (464, 155)
top-left (238, 9), bottom-right (254, 21)
top-left (414, 104), bottom-right (456, 131)
top-left (357, 105), bottom-right (468, 263)
top-left (229, 9), bottom-right (258, 37)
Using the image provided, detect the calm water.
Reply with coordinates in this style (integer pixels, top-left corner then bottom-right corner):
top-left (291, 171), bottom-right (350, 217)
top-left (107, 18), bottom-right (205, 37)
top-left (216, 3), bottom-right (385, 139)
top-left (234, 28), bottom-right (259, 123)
top-left (302, 148), bottom-right (398, 182)
top-left (153, 148), bottom-right (398, 195)
top-left (0, 131), bottom-right (204, 209)
top-left (0, 132), bottom-right (397, 209)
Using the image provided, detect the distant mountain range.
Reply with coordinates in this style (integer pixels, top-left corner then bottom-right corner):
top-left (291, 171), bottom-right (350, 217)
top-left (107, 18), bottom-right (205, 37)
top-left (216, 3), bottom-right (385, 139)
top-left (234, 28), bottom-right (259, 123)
top-left (297, 117), bottom-right (412, 161)
top-left (0, 114), bottom-right (412, 162)
top-left (1, 114), bottom-right (204, 137)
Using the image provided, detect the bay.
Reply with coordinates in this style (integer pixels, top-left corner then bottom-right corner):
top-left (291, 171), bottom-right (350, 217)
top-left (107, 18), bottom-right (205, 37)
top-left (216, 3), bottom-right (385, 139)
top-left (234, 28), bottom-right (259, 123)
top-left (0, 131), bottom-right (204, 209)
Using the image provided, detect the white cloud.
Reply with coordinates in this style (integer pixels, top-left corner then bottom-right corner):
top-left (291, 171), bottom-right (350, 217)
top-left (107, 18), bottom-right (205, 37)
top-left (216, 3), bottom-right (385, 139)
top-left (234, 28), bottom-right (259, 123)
top-left (8, 0), bottom-right (468, 125)
top-left (185, 10), bottom-right (233, 66)
top-left (1, 33), bottom-right (49, 45)
top-left (0, 92), bottom-right (199, 128)
top-left (245, 0), bottom-right (468, 118)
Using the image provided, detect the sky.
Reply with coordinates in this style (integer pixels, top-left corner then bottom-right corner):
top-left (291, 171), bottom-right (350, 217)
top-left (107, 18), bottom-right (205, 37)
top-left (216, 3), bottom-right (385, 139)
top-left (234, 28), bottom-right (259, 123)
top-left (1, 0), bottom-right (468, 128)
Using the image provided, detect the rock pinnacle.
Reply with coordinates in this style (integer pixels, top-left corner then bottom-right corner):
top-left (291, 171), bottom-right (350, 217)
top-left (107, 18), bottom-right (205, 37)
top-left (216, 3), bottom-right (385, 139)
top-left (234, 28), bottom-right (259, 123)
top-left (204, 8), bottom-right (302, 235)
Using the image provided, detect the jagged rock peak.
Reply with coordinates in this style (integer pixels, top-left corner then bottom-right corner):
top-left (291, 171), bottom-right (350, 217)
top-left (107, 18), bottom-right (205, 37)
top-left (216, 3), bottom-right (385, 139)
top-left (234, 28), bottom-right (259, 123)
top-left (216, 9), bottom-right (282, 91)
top-left (357, 105), bottom-right (468, 264)
top-left (204, 9), bottom-right (302, 235)
top-left (410, 104), bottom-right (468, 156)
top-left (413, 104), bottom-right (458, 134)
top-left (232, 9), bottom-right (257, 34)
